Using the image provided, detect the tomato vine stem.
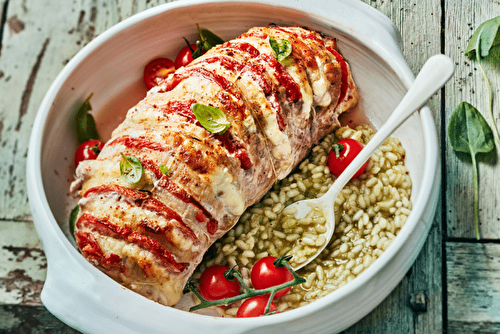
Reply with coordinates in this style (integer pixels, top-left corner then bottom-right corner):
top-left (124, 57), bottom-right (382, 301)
top-left (185, 257), bottom-right (305, 313)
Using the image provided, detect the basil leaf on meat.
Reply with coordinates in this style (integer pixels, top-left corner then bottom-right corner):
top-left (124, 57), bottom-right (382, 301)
top-left (120, 153), bottom-right (143, 184)
top-left (75, 93), bottom-right (100, 144)
top-left (448, 101), bottom-right (495, 240)
top-left (269, 37), bottom-right (292, 62)
top-left (192, 103), bottom-right (231, 134)
top-left (159, 164), bottom-right (171, 177)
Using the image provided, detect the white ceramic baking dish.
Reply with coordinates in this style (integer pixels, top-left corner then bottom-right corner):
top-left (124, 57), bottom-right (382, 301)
top-left (26, 0), bottom-right (440, 332)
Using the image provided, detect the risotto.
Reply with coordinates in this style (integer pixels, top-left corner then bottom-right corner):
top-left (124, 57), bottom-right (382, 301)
top-left (193, 124), bottom-right (412, 316)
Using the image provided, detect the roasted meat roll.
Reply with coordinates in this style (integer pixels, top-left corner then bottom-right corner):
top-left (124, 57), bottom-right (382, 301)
top-left (70, 25), bottom-right (359, 306)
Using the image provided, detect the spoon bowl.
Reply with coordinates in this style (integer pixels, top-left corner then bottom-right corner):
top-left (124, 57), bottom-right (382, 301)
top-left (288, 54), bottom-right (454, 270)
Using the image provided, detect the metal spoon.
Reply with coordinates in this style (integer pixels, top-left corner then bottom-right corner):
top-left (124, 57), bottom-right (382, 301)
top-left (287, 54), bottom-right (454, 270)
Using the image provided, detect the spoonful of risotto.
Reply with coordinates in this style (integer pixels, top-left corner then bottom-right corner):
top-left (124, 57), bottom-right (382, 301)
top-left (282, 54), bottom-right (454, 270)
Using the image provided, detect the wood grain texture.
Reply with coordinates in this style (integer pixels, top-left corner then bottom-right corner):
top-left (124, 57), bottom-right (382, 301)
top-left (0, 0), bottom-right (172, 220)
top-left (0, 305), bottom-right (79, 334)
top-left (0, 220), bottom-right (46, 306)
top-left (447, 242), bottom-right (500, 330)
top-left (344, 0), bottom-right (444, 332)
top-left (444, 0), bottom-right (500, 239)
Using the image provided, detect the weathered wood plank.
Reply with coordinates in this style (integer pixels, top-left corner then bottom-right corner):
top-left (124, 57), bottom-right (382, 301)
top-left (0, 305), bottom-right (80, 333)
top-left (0, 220), bottom-right (46, 306)
top-left (447, 242), bottom-right (500, 330)
top-left (0, 0), bottom-right (171, 220)
top-left (346, 0), bottom-right (444, 332)
top-left (445, 0), bottom-right (500, 239)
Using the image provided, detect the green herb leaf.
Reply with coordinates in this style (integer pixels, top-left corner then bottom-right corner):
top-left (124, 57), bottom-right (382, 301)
top-left (192, 103), bottom-right (231, 134)
top-left (464, 16), bottom-right (500, 146)
top-left (75, 94), bottom-right (100, 144)
top-left (448, 101), bottom-right (495, 239)
top-left (268, 37), bottom-right (292, 62)
top-left (120, 153), bottom-right (143, 184)
top-left (465, 16), bottom-right (500, 59)
top-left (197, 24), bottom-right (224, 53)
top-left (159, 164), bottom-right (171, 177)
top-left (69, 205), bottom-right (80, 237)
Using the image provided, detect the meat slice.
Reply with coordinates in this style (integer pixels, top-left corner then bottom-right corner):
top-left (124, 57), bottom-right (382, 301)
top-left (71, 25), bottom-right (358, 306)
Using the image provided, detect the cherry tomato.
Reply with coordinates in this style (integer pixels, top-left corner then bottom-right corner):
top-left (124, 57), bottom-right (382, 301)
top-left (198, 265), bottom-right (240, 301)
top-left (250, 256), bottom-right (293, 299)
top-left (328, 138), bottom-right (368, 179)
top-left (175, 44), bottom-right (197, 68)
top-left (143, 57), bottom-right (175, 90)
top-left (236, 295), bottom-right (277, 318)
top-left (75, 139), bottom-right (104, 166)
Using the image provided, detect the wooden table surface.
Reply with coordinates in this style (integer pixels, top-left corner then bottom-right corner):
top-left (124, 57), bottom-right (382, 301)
top-left (1, 0), bottom-right (499, 333)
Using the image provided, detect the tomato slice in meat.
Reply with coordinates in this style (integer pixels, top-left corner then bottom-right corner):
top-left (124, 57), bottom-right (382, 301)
top-left (328, 48), bottom-right (349, 104)
top-left (143, 57), bottom-right (175, 90)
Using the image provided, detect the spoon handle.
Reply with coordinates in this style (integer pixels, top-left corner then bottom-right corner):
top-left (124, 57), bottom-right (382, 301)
top-left (326, 54), bottom-right (454, 198)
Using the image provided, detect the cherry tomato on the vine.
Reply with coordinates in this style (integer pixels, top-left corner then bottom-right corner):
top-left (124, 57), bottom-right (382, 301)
top-left (250, 256), bottom-right (293, 299)
top-left (143, 57), bottom-right (175, 90)
top-left (198, 265), bottom-right (240, 301)
top-left (74, 139), bottom-right (104, 166)
top-left (327, 138), bottom-right (368, 180)
top-left (236, 295), bottom-right (277, 318)
top-left (175, 44), bottom-right (198, 69)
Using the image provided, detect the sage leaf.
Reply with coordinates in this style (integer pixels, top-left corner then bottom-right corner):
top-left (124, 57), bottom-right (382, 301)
top-left (448, 101), bottom-right (495, 239)
top-left (464, 15), bottom-right (500, 145)
top-left (75, 94), bottom-right (100, 144)
top-left (269, 37), bottom-right (292, 62)
top-left (120, 153), bottom-right (143, 184)
top-left (192, 103), bottom-right (231, 134)
top-left (69, 204), bottom-right (80, 238)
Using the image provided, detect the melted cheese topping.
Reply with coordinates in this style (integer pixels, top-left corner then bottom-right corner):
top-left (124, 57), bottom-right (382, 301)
top-left (210, 167), bottom-right (244, 215)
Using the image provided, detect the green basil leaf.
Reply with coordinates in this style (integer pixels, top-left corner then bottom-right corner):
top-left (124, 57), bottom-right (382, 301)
top-left (75, 93), bottom-right (100, 144)
top-left (159, 164), bottom-right (171, 177)
top-left (448, 102), bottom-right (495, 240)
top-left (197, 24), bottom-right (224, 52)
top-left (69, 205), bottom-right (80, 237)
top-left (465, 15), bottom-right (500, 59)
top-left (120, 153), bottom-right (143, 184)
top-left (269, 37), bottom-right (292, 62)
top-left (448, 102), bottom-right (495, 155)
top-left (192, 103), bottom-right (231, 134)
